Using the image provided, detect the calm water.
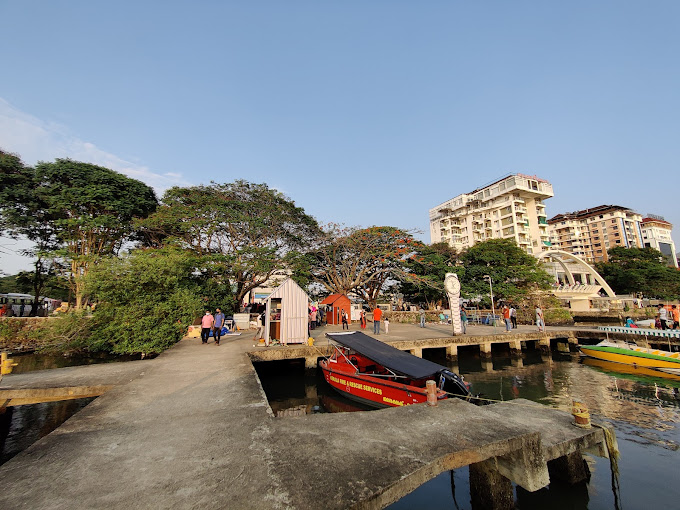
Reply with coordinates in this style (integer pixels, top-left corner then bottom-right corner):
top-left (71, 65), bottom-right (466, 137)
top-left (255, 348), bottom-right (680, 510)
top-left (0, 351), bottom-right (139, 466)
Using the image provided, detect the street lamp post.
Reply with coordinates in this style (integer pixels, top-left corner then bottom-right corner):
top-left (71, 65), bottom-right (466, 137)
top-left (483, 275), bottom-right (496, 332)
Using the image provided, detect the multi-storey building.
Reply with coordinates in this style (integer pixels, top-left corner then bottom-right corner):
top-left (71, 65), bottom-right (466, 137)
top-left (548, 205), bottom-right (643, 263)
top-left (547, 215), bottom-right (593, 261)
top-left (429, 174), bottom-right (554, 254)
top-left (641, 215), bottom-right (678, 268)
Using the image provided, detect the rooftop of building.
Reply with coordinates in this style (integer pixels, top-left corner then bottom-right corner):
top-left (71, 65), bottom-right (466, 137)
top-left (431, 173), bottom-right (553, 212)
top-left (547, 204), bottom-right (639, 224)
top-left (641, 217), bottom-right (673, 227)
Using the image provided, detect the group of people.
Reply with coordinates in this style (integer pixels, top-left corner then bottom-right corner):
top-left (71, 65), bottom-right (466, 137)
top-left (353, 307), bottom-right (388, 334)
top-left (200, 308), bottom-right (229, 345)
top-left (501, 305), bottom-right (519, 332)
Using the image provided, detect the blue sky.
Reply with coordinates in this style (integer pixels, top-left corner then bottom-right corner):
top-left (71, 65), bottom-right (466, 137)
top-left (1, 2), bottom-right (679, 274)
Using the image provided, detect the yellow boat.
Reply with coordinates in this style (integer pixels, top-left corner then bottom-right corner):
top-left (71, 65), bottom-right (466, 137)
top-left (579, 340), bottom-right (680, 376)
top-left (582, 357), bottom-right (680, 383)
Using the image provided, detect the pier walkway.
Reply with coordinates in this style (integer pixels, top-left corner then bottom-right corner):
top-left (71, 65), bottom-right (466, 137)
top-left (0, 324), bottom-right (614, 509)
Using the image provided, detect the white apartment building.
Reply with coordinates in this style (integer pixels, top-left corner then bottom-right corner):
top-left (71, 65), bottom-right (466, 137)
top-left (429, 174), bottom-right (554, 254)
top-left (641, 216), bottom-right (678, 268)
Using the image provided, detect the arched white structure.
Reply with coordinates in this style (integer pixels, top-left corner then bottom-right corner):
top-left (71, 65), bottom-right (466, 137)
top-left (536, 249), bottom-right (616, 298)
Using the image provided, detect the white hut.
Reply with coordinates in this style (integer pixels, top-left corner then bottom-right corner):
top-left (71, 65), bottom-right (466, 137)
top-left (263, 278), bottom-right (310, 345)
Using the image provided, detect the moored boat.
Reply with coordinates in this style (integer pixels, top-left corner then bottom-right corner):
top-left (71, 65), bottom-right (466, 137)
top-left (318, 331), bottom-right (471, 408)
top-left (579, 340), bottom-right (680, 376)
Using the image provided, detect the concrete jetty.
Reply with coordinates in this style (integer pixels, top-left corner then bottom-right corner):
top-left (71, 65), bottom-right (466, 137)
top-left (0, 360), bottom-right (149, 406)
top-left (0, 324), bottom-right (615, 509)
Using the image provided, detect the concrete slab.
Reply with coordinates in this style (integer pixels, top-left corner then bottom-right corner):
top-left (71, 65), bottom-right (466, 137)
top-left (0, 327), bottom-right (611, 510)
top-left (0, 360), bottom-right (150, 390)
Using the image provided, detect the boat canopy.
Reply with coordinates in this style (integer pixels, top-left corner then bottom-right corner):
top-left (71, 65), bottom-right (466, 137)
top-left (326, 331), bottom-right (446, 380)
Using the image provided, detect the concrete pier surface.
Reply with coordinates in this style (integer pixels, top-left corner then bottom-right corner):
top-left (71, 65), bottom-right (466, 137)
top-left (0, 324), bottom-right (613, 509)
top-left (1, 360), bottom-right (150, 405)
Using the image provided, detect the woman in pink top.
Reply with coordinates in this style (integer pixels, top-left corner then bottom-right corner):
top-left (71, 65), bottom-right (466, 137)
top-left (201, 311), bottom-right (214, 344)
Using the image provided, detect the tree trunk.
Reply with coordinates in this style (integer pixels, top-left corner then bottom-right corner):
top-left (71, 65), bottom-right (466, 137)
top-left (30, 257), bottom-right (46, 317)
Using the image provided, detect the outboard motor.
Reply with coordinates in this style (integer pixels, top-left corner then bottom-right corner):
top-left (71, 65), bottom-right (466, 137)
top-left (439, 370), bottom-right (471, 398)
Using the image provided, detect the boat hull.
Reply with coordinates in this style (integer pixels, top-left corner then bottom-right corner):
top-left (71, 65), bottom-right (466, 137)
top-left (582, 357), bottom-right (680, 383)
top-left (579, 343), bottom-right (680, 373)
top-left (319, 359), bottom-right (442, 408)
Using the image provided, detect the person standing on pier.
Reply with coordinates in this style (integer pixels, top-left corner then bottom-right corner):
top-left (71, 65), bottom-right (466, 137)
top-left (201, 310), bottom-right (214, 344)
top-left (341, 309), bottom-right (349, 330)
top-left (419, 308), bottom-right (426, 328)
top-left (213, 308), bottom-right (226, 345)
top-left (372, 306), bottom-right (382, 335)
top-left (360, 309), bottom-right (366, 329)
top-left (535, 305), bottom-right (544, 332)
top-left (460, 305), bottom-right (468, 334)
top-left (671, 305), bottom-right (679, 329)
top-left (658, 304), bottom-right (669, 330)
top-left (510, 305), bottom-right (517, 329)
top-left (502, 305), bottom-right (512, 332)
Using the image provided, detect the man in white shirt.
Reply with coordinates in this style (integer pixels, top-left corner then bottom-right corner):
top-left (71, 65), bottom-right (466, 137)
top-left (658, 305), bottom-right (669, 330)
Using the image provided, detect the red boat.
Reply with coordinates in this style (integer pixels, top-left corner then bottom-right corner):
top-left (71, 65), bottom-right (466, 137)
top-left (319, 331), bottom-right (471, 408)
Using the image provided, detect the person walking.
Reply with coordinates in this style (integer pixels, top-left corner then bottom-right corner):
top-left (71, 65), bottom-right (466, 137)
top-left (372, 306), bottom-right (382, 335)
top-left (201, 310), bottom-right (214, 344)
top-left (510, 305), bottom-right (517, 329)
top-left (213, 308), bottom-right (225, 345)
top-left (341, 309), bottom-right (349, 330)
top-left (419, 308), bottom-right (426, 328)
top-left (671, 305), bottom-right (680, 330)
top-left (310, 307), bottom-right (317, 330)
top-left (502, 305), bottom-right (512, 332)
top-left (535, 305), bottom-right (545, 332)
top-left (360, 309), bottom-right (366, 329)
top-left (460, 305), bottom-right (468, 334)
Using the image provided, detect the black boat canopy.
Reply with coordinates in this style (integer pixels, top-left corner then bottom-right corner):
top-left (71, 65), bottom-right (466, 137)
top-left (326, 331), bottom-right (446, 380)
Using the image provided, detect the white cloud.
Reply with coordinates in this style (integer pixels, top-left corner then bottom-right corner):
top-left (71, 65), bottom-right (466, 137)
top-left (0, 98), bottom-right (195, 275)
top-left (0, 97), bottom-right (191, 194)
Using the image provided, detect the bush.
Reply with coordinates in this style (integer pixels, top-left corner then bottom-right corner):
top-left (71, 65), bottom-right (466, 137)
top-left (544, 307), bottom-right (574, 326)
top-left (83, 248), bottom-right (206, 355)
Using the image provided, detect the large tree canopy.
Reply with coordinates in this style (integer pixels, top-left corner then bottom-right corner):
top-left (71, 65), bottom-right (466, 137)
top-left (31, 159), bottom-right (159, 308)
top-left (139, 181), bottom-right (321, 310)
top-left (460, 238), bottom-right (552, 305)
top-left (595, 246), bottom-right (680, 299)
top-left (312, 226), bottom-right (416, 308)
top-left (401, 241), bottom-right (462, 308)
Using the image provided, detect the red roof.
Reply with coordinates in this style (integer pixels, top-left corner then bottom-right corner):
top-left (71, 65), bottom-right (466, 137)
top-left (641, 217), bottom-right (672, 226)
top-left (320, 294), bottom-right (350, 306)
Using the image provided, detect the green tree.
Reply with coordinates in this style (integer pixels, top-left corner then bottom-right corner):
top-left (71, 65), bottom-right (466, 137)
top-left (595, 246), bottom-right (680, 299)
top-left (85, 248), bottom-right (204, 355)
top-left (139, 181), bottom-right (321, 310)
top-left (401, 242), bottom-right (462, 308)
top-left (0, 150), bottom-right (62, 313)
top-left (33, 159), bottom-right (158, 309)
top-left (461, 239), bottom-right (552, 305)
top-left (312, 226), bottom-right (415, 308)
